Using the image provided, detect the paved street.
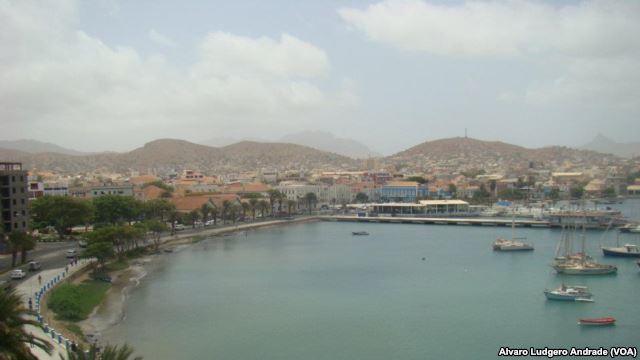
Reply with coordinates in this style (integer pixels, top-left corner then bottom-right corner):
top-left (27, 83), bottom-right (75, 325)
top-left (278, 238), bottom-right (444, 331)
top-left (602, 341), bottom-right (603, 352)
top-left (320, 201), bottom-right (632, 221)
top-left (0, 241), bottom-right (79, 283)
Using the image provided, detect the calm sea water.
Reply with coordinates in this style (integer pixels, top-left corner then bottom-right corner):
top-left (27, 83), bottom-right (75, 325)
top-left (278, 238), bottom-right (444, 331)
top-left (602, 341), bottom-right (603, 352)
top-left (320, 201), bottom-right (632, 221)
top-left (104, 200), bottom-right (640, 359)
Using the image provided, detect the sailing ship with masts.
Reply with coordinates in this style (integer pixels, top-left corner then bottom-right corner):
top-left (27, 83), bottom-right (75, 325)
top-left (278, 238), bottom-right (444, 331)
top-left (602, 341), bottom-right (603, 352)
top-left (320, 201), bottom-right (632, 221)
top-left (551, 224), bottom-right (617, 275)
top-left (493, 217), bottom-right (534, 251)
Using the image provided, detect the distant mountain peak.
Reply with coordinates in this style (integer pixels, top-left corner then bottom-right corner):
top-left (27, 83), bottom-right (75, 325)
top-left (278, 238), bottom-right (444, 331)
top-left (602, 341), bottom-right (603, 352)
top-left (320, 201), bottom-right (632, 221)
top-left (0, 139), bottom-right (86, 155)
top-left (581, 134), bottom-right (640, 158)
top-left (279, 131), bottom-right (380, 159)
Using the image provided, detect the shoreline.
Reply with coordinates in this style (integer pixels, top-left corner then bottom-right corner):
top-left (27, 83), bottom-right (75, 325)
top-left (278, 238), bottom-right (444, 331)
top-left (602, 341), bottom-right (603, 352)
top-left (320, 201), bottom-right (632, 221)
top-left (75, 216), bottom-right (320, 345)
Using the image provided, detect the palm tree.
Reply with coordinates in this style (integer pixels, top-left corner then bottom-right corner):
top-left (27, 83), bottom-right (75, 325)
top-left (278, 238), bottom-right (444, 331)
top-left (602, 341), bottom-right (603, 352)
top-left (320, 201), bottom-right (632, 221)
top-left (221, 200), bottom-right (231, 225)
top-left (188, 209), bottom-right (201, 229)
top-left (304, 192), bottom-right (317, 215)
top-left (168, 210), bottom-right (180, 235)
top-left (8, 231), bottom-right (29, 267)
top-left (241, 202), bottom-right (250, 221)
top-left (210, 205), bottom-right (218, 226)
top-left (257, 200), bottom-right (269, 218)
top-left (286, 200), bottom-right (296, 215)
top-left (62, 343), bottom-right (142, 360)
top-left (248, 198), bottom-right (258, 221)
top-left (0, 287), bottom-right (53, 359)
top-left (200, 203), bottom-right (212, 224)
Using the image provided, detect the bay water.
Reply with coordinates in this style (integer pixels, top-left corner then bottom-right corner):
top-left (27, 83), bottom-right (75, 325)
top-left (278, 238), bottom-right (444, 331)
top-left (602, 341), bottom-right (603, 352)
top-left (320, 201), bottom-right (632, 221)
top-left (103, 200), bottom-right (640, 359)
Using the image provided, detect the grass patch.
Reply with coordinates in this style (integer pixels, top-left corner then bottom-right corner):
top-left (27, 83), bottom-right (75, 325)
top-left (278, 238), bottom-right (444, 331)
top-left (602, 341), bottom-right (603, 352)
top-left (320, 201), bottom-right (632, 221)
top-left (63, 322), bottom-right (85, 338)
top-left (104, 259), bottom-right (129, 272)
top-left (47, 280), bottom-right (111, 321)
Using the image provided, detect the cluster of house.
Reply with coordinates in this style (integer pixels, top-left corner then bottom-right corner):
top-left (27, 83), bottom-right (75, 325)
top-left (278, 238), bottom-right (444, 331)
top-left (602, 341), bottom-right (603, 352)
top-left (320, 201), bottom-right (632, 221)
top-left (20, 161), bottom-right (640, 219)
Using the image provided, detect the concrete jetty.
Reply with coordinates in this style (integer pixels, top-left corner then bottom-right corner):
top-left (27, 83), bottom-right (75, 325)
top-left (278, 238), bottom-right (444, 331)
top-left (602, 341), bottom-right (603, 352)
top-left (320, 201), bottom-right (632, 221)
top-left (321, 215), bottom-right (550, 228)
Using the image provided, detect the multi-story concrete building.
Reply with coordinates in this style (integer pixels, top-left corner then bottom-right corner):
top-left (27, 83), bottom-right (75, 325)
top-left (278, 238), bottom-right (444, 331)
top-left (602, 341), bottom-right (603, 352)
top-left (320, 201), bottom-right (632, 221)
top-left (0, 162), bottom-right (29, 233)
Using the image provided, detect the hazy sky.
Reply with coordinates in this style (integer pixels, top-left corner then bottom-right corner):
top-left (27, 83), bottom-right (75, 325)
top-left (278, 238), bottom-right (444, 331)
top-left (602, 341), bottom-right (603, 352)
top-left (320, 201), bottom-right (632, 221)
top-left (1, 0), bottom-right (639, 154)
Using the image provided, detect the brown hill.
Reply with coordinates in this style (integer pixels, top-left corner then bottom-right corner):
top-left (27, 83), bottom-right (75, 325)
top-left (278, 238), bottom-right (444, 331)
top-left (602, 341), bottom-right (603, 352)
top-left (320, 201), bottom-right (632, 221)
top-left (387, 137), bottom-right (618, 171)
top-left (0, 139), bottom-right (357, 174)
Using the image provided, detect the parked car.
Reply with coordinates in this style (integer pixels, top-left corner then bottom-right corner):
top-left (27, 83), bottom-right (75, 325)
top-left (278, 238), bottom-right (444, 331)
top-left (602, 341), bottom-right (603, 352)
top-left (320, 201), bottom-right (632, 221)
top-left (205, 219), bottom-right (216, 226)
top-left (78, 240), bottom-right (88, 248)
top-left (65, 249), bottom-right (78, 258)
top-left (10, 269), bottom-right (27, 280)
top-left (28, 261), bottom-right (42, 271)
top-left (174, 224), bottom-right (186, 231)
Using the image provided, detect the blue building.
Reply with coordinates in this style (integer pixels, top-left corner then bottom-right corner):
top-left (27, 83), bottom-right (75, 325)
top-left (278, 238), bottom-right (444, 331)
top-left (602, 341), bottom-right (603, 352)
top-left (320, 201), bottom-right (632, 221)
top-left (381, 181), bottom-right (428, 203)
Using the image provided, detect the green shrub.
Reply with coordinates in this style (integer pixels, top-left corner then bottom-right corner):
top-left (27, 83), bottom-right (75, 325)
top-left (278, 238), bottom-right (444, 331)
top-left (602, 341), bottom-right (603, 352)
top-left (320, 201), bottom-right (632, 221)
top-left (47, 281), bottom-right (110, 321)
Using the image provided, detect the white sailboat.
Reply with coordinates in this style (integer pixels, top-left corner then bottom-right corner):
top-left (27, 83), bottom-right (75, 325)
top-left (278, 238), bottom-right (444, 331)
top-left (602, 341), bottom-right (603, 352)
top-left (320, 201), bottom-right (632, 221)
top-left (493, 217), bottom-right (534, 251)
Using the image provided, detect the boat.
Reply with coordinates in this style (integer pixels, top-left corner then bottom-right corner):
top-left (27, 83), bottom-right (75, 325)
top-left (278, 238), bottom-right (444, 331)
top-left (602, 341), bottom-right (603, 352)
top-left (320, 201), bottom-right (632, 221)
top-left (578, 317), bottom-right (616, 326)
top-left (551, 225), bottom-right (617, 275)
top-left (352, 231), bottom-right (369, 236)
top-left (493, 217), bottom-right (534, 251)
top-left (544, 284), bottom-right (593, 302)
top-left (618, 223), bottom-right (640, 233)
top-left (602, 244), bottom-right (640, 258)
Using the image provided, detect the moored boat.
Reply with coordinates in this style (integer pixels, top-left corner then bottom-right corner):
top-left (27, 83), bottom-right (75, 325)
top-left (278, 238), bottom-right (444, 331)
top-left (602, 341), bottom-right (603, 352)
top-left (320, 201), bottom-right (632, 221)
top-left (544, 284), bottom-right (592, 302)
top-left (602, 244), bottom-right (640, 258)
top-left (493, 239), bottom-right (534, 251)
top-left (352, 231), bottom-right (369, 236)
top-left (578, 317), bottom-right (615, 326)
top-left (552, 261), bottom-right (617, 275)
top-left (493, 217), bottom-right (534, 251)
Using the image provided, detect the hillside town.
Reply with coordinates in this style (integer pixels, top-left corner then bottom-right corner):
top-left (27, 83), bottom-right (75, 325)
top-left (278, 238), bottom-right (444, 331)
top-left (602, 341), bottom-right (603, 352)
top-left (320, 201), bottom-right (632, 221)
top-left (5, 137), bottom-right (639, 230)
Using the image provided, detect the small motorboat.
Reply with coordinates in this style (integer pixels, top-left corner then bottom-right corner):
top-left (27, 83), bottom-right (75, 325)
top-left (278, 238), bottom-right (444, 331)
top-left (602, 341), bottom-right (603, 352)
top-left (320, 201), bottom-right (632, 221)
top-left (544, 284), bottom-right (593, 302)
top-left (578, 317), bottom-right (616, 326)
top-left (602, 244), bottom-right (640, 258)
top-left (352, 231), bottom-right (369, 236)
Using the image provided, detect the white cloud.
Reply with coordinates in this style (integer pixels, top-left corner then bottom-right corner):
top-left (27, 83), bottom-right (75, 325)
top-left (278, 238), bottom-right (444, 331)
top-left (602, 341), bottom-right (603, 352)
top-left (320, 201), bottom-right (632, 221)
top-left (148, 29), bottom-right (176, 48)
top-left (339, 0), bottom-right (640, 58)
top-left (340, 0), bottom-right (640, 108)
top-left (0, 0), bottom-right (347, 150)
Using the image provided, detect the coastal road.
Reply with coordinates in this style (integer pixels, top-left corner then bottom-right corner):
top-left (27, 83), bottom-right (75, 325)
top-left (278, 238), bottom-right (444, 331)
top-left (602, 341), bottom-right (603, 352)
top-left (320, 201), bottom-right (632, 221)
top-left (0, 241), bottom-right (79, 283)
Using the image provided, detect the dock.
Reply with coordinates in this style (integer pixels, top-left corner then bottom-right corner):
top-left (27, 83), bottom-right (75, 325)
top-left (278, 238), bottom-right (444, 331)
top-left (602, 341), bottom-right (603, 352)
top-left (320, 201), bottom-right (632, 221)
top-left (321, 215), bottom-right (550, 228)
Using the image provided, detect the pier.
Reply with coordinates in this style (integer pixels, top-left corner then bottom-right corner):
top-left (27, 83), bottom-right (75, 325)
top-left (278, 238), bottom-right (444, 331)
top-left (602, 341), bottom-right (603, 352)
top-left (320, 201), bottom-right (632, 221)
top-left (321, 215), bottom-right (550, 228)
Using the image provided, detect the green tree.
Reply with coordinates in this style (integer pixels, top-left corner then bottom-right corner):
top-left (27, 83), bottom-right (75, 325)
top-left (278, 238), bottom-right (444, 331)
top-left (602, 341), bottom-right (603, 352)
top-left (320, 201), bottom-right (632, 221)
top-left (267, 190), bottom-right (283, 216)
top-left (143, 220), bottom-right (168, 250)
top-left (257, 200), bottom-right (269, 218)
top-left (0, 287), bottom-right (53, 359)
top-left (249, 198), bottom-right (258, 221)
top-left (19, 232), bottom-right (37, 265)
top-left (31, 196), bottom-right (94, 238)
top-left (93, 196), bottom-right (143, 225)
top-left (167, 210), bottom-right (180, 235)
top-left (354, 192), bottom-right (368, 203)
top-left (82, 240), bottom-right (114, 269)
top-left (143, 199), bottom-right (175, 221)
top-left (304, 192), bottom-right (317, 215)
top-left (286, 200), bottom-right (296, 215)
top-left (221, 200), bottom-right (231, 224)
top-left (549, 188), bottom-right (560, 201)
top-left (448, 184), bottom-right (457, 198)
top-left (188, 209), bottom-right (201, 228)
top-left (406, 176), bottom-right (427, 184)
top-left (602, 187), bottom-right (616, 198)
top-left (241, 202), bottom-right (250, 220)
top-left (570, 186), bottom-right (585, 199)
top-left (200, 203), bottom-right (213, 223)
top-left (143, 180), bottom-right (173, 193)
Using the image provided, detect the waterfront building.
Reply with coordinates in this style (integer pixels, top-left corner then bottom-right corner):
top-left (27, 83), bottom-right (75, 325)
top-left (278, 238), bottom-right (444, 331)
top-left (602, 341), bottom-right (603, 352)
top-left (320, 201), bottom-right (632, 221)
top-left (380, 181), bottom-right (428, 203)
top-left (368, 199), bottom-right (470, 216)
top-left (626, 185), bottom-right (640, 197)
top-left (0, 162), bottom-right (30, 233)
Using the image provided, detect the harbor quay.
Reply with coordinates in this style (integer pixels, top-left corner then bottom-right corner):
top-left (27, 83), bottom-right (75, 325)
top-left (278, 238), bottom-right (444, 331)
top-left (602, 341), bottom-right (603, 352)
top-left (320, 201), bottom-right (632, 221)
top-left (322, 215), bottom-right (551, 227)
